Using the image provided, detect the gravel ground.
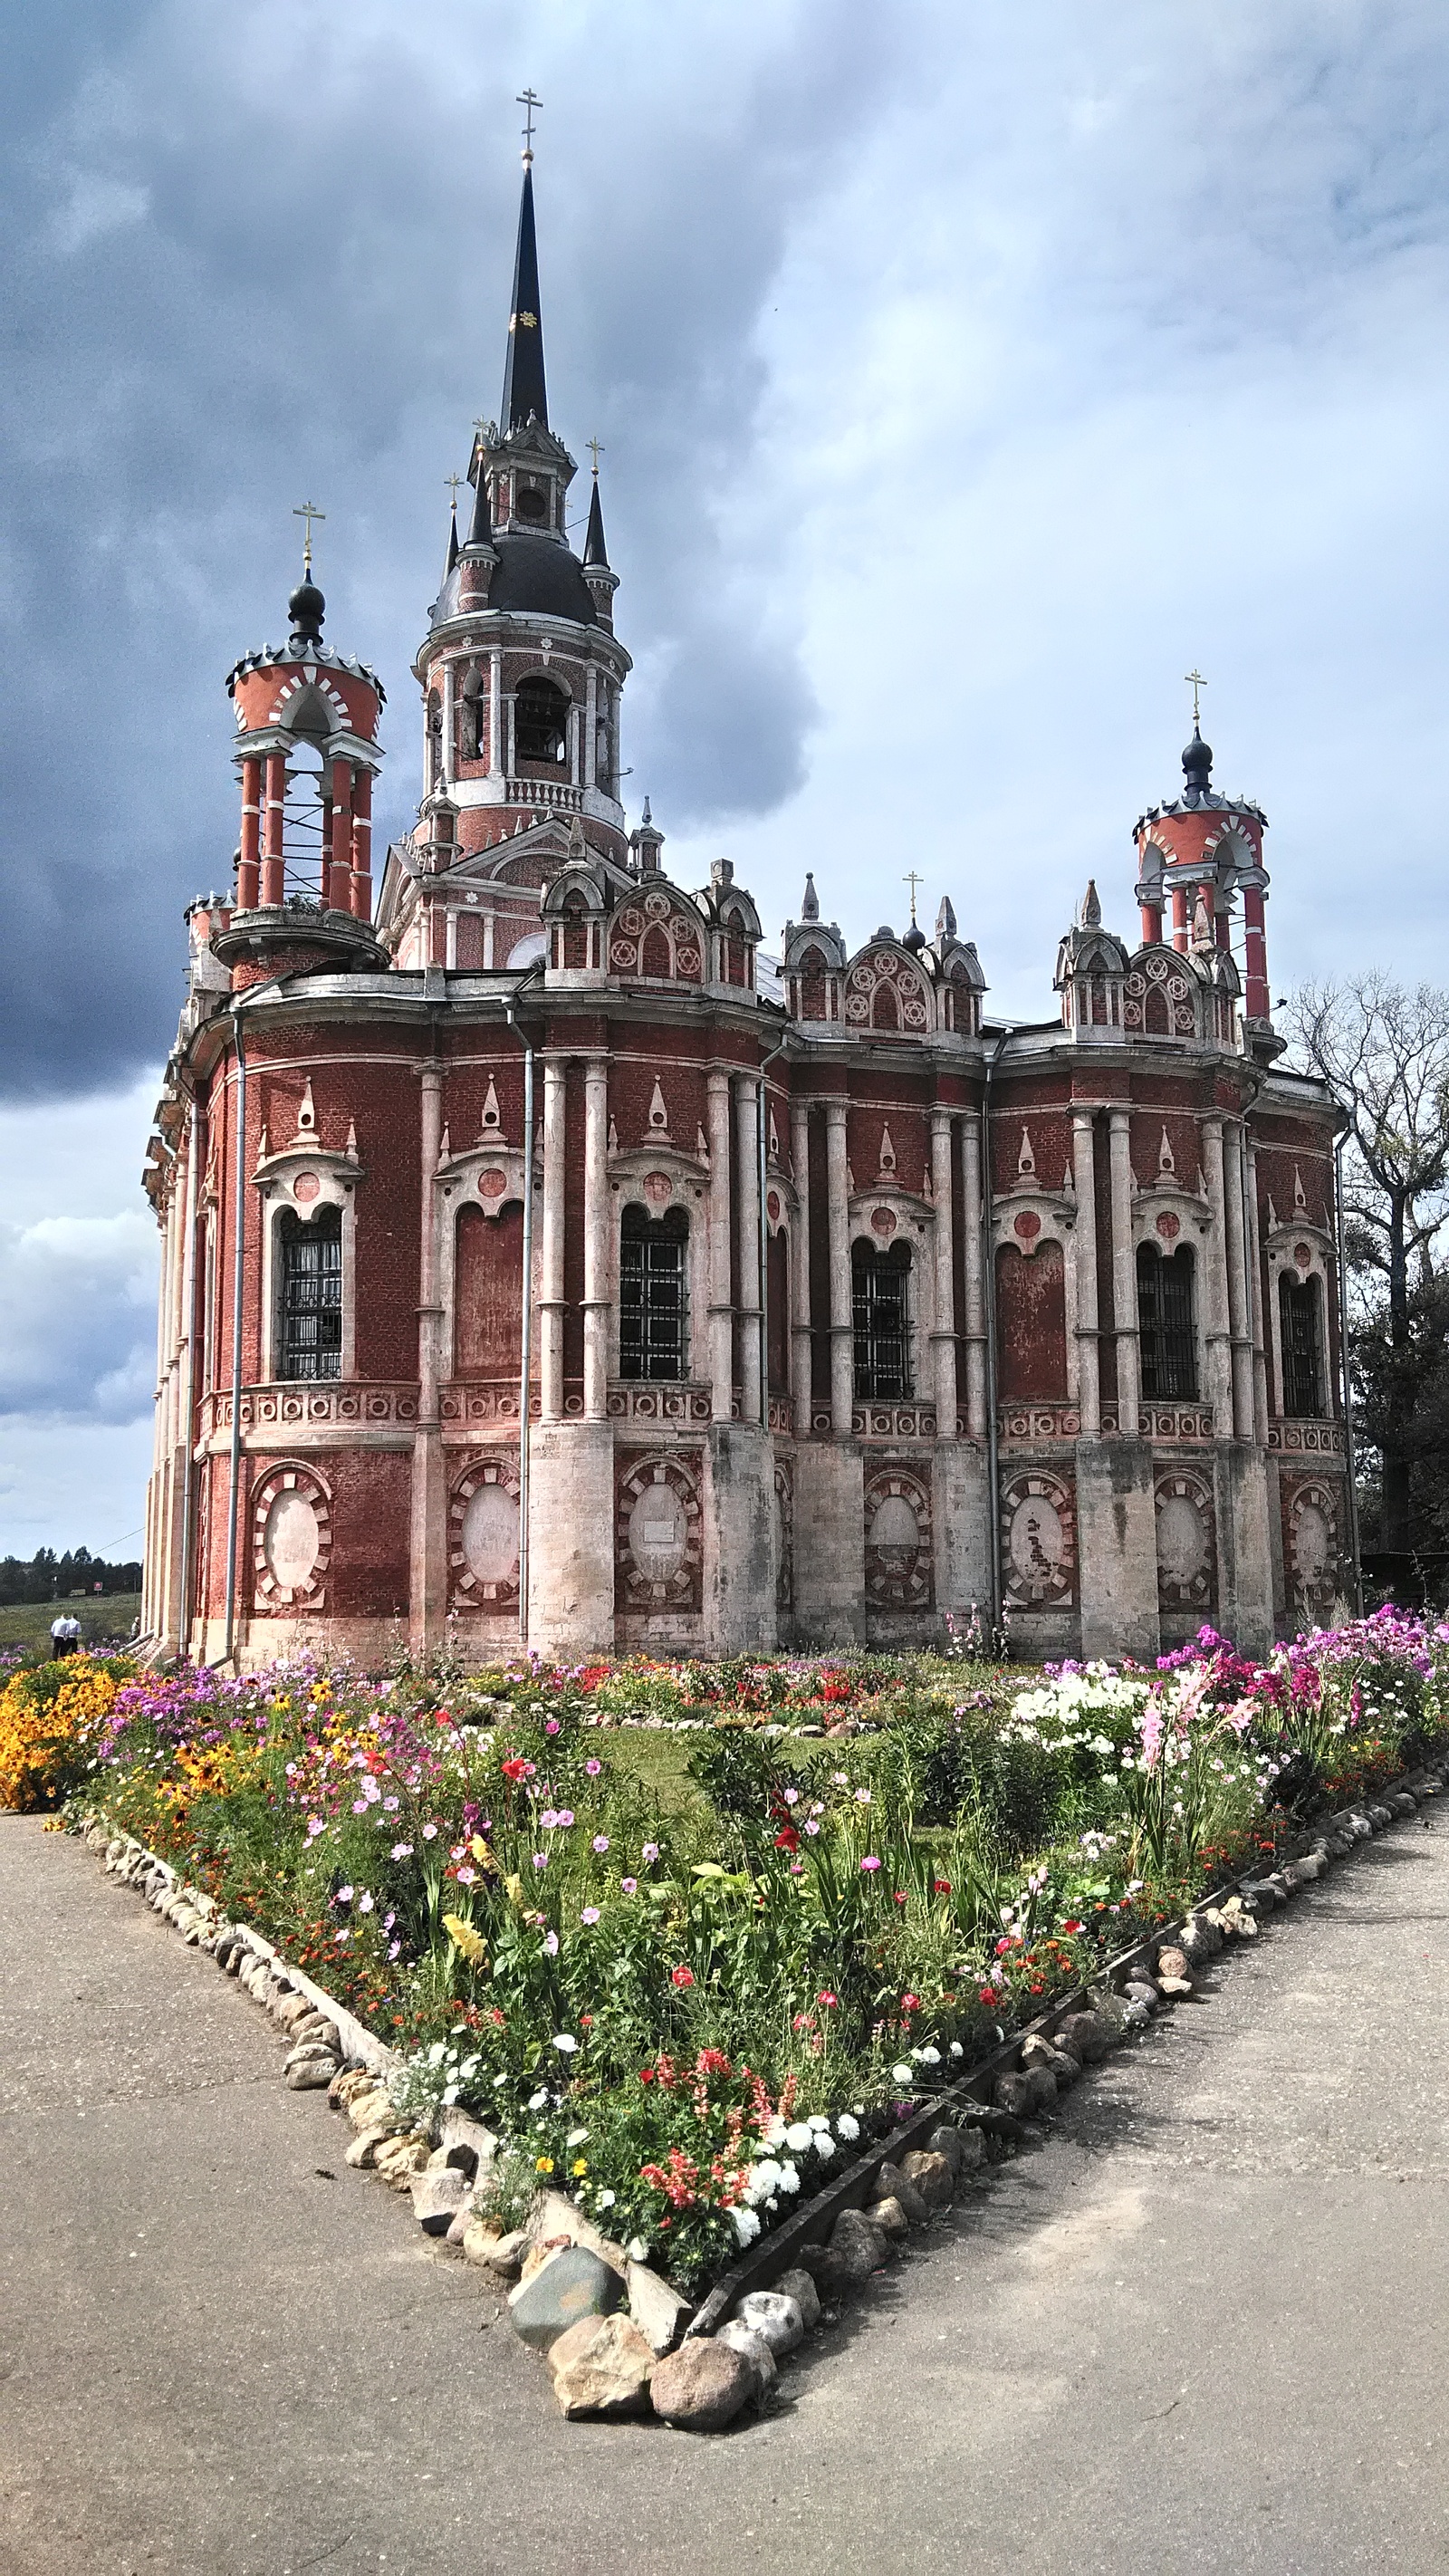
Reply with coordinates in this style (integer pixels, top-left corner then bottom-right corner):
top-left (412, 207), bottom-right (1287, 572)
top-left (1, 1804), bottom-right (1445, 2576)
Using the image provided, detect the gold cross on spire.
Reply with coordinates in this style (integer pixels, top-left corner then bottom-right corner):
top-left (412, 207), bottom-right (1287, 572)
top-left (292, 500), bottom-right (325, 569)
top-left (587, 437), bottom-right (605, 478)
top-left (444, 474), bottom-right (462, 509)
top-left (903, 869), bottom-right (925, 925)
top-left (517, 88), bottom-right (542, 164)
top-left (1185, 668), bottom-right (1206, 729)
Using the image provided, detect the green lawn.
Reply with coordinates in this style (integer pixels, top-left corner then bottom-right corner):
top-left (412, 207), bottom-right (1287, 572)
top-left (0, 1594), bottom-right (142, 1654)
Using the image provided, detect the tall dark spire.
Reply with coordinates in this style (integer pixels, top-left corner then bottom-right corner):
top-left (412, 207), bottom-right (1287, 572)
top-left (583, 474), bottom-right (609, 568)
top-left (445, 498), bottom-right (459, 576)
top-left (465, 460), bottom-right (494, 551)
top-left (501, 164), bottom-right (548, 431)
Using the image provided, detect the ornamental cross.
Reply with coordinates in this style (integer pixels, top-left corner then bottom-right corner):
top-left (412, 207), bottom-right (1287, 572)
top-left (292, 500), bottom-right (325, 568)
top-left (444, 474), bottom-right (462, 507)
top-left (587, 437), bottom-right (605, 476)
top-left (517, 88), bottom-right (542, 162)
top-left (903, 868), bottom-right (925, 925)
top-left (1185, 667), bottom-right (1206, 727)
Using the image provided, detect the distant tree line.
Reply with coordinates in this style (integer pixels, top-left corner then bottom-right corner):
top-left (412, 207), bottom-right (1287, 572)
top-left (0, 1547), bottom-right (144, 1606)
top-left (1290, 977), bottom-right (1449, 1601)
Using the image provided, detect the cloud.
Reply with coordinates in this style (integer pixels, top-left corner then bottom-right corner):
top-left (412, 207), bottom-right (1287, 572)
top-left (0, 1212), bottom-right (158, 1421)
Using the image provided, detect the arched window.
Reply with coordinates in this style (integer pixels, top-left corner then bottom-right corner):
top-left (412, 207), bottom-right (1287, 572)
top-left (870, 982), bottom-right (898, 1033)
top-left (277, 1207), bottom-right (341, 1381)
top-left (1137, 1244), bottom-right (1196, 1400)
top-left (723, 908), bottom-right (748, 986)
top-left (852, 1241), bottom-right (911, 1398)
top-left (640, 923), bottom-right (672, 978)
top-left (560, 898), bottom-right (590, 970)
top-left (619, 1205), bottom-right (688, 1380)
top-left (798, 946), bottom-right (828, 1021)
top-left (1279, 1271), bottom-right (1325, 1418)
top-left (455, 1201), bottom-right (523, 1378)
top-left (514, 676), bottom-right (569, 767)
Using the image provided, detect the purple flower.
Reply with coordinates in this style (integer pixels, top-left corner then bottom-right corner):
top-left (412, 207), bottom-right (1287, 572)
top-left (544, 1930), bottom-right (560, 1956)
top-left (621, 1877), bottom-right (638, 1894)
top-left (533, 1852), bottom-right (548, 1871)
top-left (642, 1842), bottom-right (659, 1863)
top-left (544, 1718), bottom-right (561, 1736)
top-left (860, 1855), bottom-right (881, 1873)
top-left (556, 1810), bottom-right (575, 1829)
top-left (592, 1834), bottom-right (609, 1854)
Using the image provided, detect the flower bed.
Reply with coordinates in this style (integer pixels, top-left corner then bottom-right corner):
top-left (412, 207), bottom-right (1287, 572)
top-left (43, 1610), bottom-right (1449, 2297)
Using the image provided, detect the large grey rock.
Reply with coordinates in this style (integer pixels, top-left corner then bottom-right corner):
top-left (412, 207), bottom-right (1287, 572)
top-left (650, 2337), bottom-right (755, 2430)
top-left (628, 2260), bottom-right (692, 2356)
top-left (830, 2208), bottom-right (890, 2282)
top-left (1019, 2038), bottom-right (1079, 2085)
top-left (507, 2244), bottom-right (623, 2351)
top-left (926, 2123), bottom-right (967, 2171)
top-left (792, 2242), bottom-right (855, 2304)
top-left (548, 2312), bottom-right (656, 2419)
top-left (715, 2319), bottom-right (777, 2397)
top-left (993, 2071), bottom-right (1035, 2117)
top-left (438, 2107), bottom-right (498, 2175)
top-left (464, 2222), bottom-right (527, 2277)
top-left (1058, 2008), bottom-right (1113, 2062)
top-left (773, 2266), bottom-right (821, 2331)
top-left (411, 2167), bottom-right (468, 2235)
top-left (734, 2290), bottom-right (804, 2354)
top-left (284, 2056), bottom-right (338, 2091)
top-left (867, 2193), bottom-right (910, 2239)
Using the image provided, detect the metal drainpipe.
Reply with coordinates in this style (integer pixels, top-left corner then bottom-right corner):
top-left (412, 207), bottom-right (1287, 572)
top-left (983, 1025), bottom-right (1011, 1627)
top-left (504, 967), bottom-right (544, 1647)
top-left (756, 1034), bottom-right (790, 1427)
top-left (1334, 1122), bottom-right (1364, 1613)
top-left (175, 1094), bottom-right (203, 1664)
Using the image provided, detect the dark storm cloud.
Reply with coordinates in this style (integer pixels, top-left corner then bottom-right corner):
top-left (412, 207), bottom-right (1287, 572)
top-left (0, 0), bottom-right (891, 1101)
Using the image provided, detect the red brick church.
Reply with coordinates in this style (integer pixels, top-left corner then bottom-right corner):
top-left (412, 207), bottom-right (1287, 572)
top-left (141, 152), bottom-right (1351, 1668)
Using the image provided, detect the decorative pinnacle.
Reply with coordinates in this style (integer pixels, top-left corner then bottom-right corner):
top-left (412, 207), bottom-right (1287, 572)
top-left (1185, 667), bottom-right (1206, 729)
top-left (587, 437), bottom-right (605, 477)
top-left (292, 500), bottom-right (326, 571)
top-left (903, 868), bottom-right (925, 927)
top-left (445, 474), bottom-right (462, 506)
top-left (517, 87), bottom-right (541, 166)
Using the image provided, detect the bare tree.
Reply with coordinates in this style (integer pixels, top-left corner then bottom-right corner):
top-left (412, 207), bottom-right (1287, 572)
top-left (1288, 976), bottom-right (1449, 1548)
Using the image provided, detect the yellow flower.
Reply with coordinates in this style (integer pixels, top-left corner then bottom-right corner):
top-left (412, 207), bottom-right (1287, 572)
top-left (535, 2155), bottom-right (554, 2173)
top-left (441, 1912), bottom-right (487, 1966)
top-left (571, 2158), bottom-right (588, 2177)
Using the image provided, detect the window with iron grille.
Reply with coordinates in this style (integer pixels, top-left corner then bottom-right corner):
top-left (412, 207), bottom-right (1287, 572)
top-left (1137, 1243), bottom-right (1196, 1400)
top-left (277, 1208), bottom-right (342, 1381)
top-left (619, 1206), bottom-right (687, 1380)
top-left (853, 1242), bottom-right (912, 1399)
top-left (1279, 1270), bottom-right (1324, 1417)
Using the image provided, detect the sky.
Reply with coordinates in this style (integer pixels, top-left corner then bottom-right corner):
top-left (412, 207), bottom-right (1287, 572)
top-left (3, 0), bottom-right (1449, 1553)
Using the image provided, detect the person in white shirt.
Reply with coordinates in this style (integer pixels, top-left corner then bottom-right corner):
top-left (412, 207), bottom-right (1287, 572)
top-left (50, 1613), bottom-right (82, 1658)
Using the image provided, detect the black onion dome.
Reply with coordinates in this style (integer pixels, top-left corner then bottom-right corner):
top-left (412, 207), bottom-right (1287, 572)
top-left (1182, 728), bottom-right (1214, 793)
top-left (287, 574), bottom-right (326, 649)
top-left (902, 920), bottom-right (926, 952)
top-left (487, 533), bottom-right (597, 624)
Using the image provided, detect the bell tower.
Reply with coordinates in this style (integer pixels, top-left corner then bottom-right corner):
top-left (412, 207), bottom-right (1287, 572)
top-left (414, 118), bottom-right (632, 875)
top-left (219, 522), bottom-right (389, 980)
top-left (1133, 687), bottom-right (1272, 1027)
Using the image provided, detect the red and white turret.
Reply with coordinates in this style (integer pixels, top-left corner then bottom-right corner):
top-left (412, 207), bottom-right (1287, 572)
top-left (1133, 723), bottom-right (1271, 1025)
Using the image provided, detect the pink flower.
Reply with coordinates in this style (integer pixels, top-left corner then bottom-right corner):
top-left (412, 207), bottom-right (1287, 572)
top-left (581, 1907), bottom-right (600, 1926)
top-left (544, 1718), bottom-right (561, 1736)
top-left (621, 1877), bottom-right (638, 1894)
top-left (585, 1759), bottom-right (602, 1776)
top-left (592, 1833), bottom-right (609, 1853)
top-left (671, 1964), bottom-right (695, 1989)
top-left (860, 1855), bottom-right (881, 1873)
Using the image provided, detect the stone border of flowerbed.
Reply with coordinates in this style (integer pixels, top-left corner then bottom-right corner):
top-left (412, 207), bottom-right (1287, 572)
top-left (72, 1755), bottom-right (1445, 2429)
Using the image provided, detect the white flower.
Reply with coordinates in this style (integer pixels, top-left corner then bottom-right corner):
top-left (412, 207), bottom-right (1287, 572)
top-left (552, 2033), bottom-right (579, 2054)
top-left (566, 2126), bottom-right (590, 2148)
top-left (763, 2116), bottom-right (789, 2149)
top-left (596, 2189), bottom-right (617, 2211)
top-left (948, 2041), bottom-right (964, 2059)
top-left (744, 2158), bottom-right (782, 2206)
top-left (784, 2120), bottom-right (813, 2151)
top-left (835, 2112), bottom-right (860, 2141)
top-left (442, 2083), bottom-right (459, 2106)
top-left (892, 2062), bottom-right (914, 2084)
top-left (916, 2045), bottom-right (942, 2066)
top-left (813, 2132), bottom-right (836, 2160)
top-left (427, 2042), bottom-right (446, 2068)
top-left (776, 2161), bottom-right (801, 2196)
top-left (528, 2088), bottom-right (549, 2111)
top-left (731, 2206), bottom-right (763, 2247)
top-left (627, 2237), bottom-right (649, 2263)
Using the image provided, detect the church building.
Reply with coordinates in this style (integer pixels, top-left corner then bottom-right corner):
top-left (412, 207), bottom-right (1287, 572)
top-left (140, 152), bottom-right (1351, 1668)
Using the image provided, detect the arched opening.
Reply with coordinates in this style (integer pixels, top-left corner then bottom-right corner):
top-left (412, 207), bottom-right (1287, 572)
top-left (456, 909), bottom-right (484, 971)
top-left (460, 669), bottom-right (485, 763)
top-left (994, 1242), bottom-right (1067, 1399)
top-left (870, 981), bottom-right (898, 1033)
top-left (852, 1240), bottom-right (911, 1398)
top-left (455, 1201), bottom-right (523, 1378)
top-left (559, 898), bottom-right (590, 970)
top-left (1279, 1270), bottom-right (1325, 1418)
top-left (798, 945), bottom-right (828, 1021)
top-left (1137, 1243), bottom-right (1197, 1400)
top-left (619, 1205), bottom-right (688, 1380)
top-left (723, 908), bottom-right (748, 987)
top-left (767, 1226), bottom-right (789, 1393)
top-left (276, 1206), bottom-right (342, 1382)
top-left (640, 923), bottom-right (672, 978)
top-left (514, 675), bottom-right (569, 768)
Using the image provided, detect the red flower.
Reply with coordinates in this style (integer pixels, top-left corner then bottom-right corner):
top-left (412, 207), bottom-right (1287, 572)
top-left (500, 1757), bottom-right (529, 1783)
top-left (670, 1964), bottom-right (696, 1989)
top-left (933, 1878), bottom-right (952, 1896)
top-left (1061, 1918), bottom-right (1085, 1935)
top-left (893, 1889), bottom-right (907, 1906)
top-left (638, 2066), bottom-right (655, 2084)
top-left (774, 1825), bottom-right (800, 1852)
top-left (817, 1990), bottom-right (839, 2008)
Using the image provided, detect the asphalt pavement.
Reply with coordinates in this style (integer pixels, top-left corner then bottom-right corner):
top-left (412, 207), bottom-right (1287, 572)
top-left (2, 1803), bottom-right (1446, 2576)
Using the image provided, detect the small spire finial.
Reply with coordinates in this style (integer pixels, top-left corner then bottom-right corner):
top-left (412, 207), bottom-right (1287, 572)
top-left (445, 473), bottom-right (462, 508)
top-left (1185, 667), bottom-right (1206, 730)
top-left (587, 437), bottom-right (604, 478)
top-left (904, 868), bottom-right (924, 927)
top-left (292, 499), bottom-right (326, 572)
top-left (517, 87), bottom-right (542, 165)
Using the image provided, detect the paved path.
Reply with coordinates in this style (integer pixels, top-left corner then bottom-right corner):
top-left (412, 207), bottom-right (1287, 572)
top-left (2, 1808), bottom-right (1447, 2576)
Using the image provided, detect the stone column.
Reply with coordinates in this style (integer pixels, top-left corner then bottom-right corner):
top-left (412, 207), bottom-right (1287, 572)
top-left (961, 1110), bottom-right (987, 1439)
top-left (1244, 1135), bottom-right (1270, 1443)
top-left (541, 1057), bottom-right (568, 1421)
top-left (1223, 1118), bottom-right (1253, 1439)
top-left (584, 665), bottom-right (598, 790)
top-left (488, 648), bottom-right (504, 778)
top-left (825, 1099), bottom-right (852, 1434)
top-left (930, 1110), bottom-right (956, 1436)
top-left (1108, 1109), bottom-right (1139, 1433)
top-left (735, 1075), bottom-right (762, 1421)
top-left (1072, 1110), bottom-right (1100, 1435)
top-left (1200, 1114), bottom-right (1234, 1427)
top-left (441, 658), bottom-right (456, 786)
top-left (706, 1072), bottom-right (734, 1421)
top-left (582, 1057), bottom-right (609, 1421)
top-left (408, 1059), bottom-right (447, 1652)
top-left (261, 753), bottom-right (286, 906)
top-left (790, 1100), bottom-right (811, 1422)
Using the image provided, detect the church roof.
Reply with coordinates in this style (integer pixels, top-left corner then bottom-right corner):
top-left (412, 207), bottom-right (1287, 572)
top-left (500, 165), bottom-right (549, 433)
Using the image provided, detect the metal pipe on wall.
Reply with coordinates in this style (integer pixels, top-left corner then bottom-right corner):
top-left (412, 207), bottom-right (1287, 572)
top-left (983, 1028), bottom-right (1011, 1626)
top-left (756, 1037), bottom-right (789, 1427)
top-left (1334, 1124), bottom-right (1364, 1613)
top-left (175, 1096), bottom-right (203, 1663)
top-left (504, 973), bottom-right (542, 1646)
